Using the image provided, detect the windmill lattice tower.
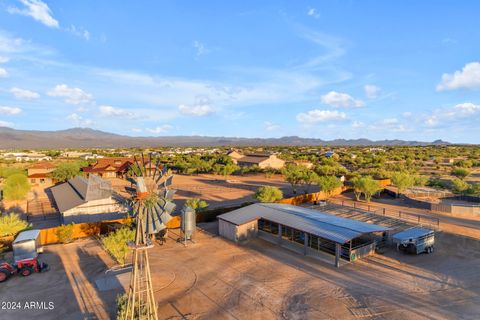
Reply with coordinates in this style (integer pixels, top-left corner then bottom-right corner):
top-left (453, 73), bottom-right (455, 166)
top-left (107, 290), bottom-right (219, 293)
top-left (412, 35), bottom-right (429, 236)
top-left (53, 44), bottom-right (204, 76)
top-left (123, 154), bottom-right (175, 320)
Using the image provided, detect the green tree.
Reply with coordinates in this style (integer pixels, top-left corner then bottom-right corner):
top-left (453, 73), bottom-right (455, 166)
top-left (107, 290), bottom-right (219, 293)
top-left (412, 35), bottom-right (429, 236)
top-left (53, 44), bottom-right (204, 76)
top-left (102, 227), bottom-right (135, 266)
top-left (391, 172), bottom-right (414, 196)
top-left (451, 178), bottom-right (469, 194)
top-left (299, 169), bottom-right (319, 194)
top-left (254, 186), bottom-right (283, 203)
top-left (282, 164), bottom-right (305, 194)
top-left (0, 213), bottom-right (31, 237)
top-left (316, 176), bottom-right (342, 199)
top-left (51, 162), bottom-right (84, 182)
top-left (451, 167), bottom-right (470, 180)
top-left (413, 175), bottom-right (429, 187)
top-left (360, 176), bottom-right (383, 202)
top-left (3, 173), bottom-right (31, 201)
top-left (213, 163), bottom-right (239, 176)
top-left (350, 177), bottom-right (363, 201)
top-left (185, 198), bottom-right (208, 211)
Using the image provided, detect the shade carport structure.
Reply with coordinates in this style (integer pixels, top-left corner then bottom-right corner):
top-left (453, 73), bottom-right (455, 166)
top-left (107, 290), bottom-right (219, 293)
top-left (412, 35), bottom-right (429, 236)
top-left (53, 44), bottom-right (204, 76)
top-left (218, 203), bottom-right (390, 267)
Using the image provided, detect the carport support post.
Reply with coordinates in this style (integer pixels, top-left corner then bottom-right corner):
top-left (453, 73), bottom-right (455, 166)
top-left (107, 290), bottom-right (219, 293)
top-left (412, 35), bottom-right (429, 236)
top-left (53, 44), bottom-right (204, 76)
top-left (304, 232), bottom-right (308, 255)
top-left (335, 243), bottom-right (341, 268)
top-left (278, 224), bottom-right (282, 244)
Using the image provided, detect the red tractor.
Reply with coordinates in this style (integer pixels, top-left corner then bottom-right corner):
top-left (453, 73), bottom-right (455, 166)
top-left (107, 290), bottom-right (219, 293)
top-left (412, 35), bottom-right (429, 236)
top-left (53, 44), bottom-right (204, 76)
top-left (0, 229), bottom-right (49, 283)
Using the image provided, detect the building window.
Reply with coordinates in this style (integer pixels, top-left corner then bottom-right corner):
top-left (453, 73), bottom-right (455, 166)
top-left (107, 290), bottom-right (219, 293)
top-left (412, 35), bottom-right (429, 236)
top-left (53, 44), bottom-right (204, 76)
top-left (293, 229), bottom-right (304, 245)
top-left (40, 178), bottom-right (45, 183)
top-left (258, 219), bottom-right (279, 235)
top-left (282, 226), bottom-right (292, 241)
top-left (31, 179), bottom-right (36, 183)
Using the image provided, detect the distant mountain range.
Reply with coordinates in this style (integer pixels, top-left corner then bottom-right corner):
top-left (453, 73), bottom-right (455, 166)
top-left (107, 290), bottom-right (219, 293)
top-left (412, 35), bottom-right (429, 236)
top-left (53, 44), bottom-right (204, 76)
top-left (0, 127), bottom-right (453, 149)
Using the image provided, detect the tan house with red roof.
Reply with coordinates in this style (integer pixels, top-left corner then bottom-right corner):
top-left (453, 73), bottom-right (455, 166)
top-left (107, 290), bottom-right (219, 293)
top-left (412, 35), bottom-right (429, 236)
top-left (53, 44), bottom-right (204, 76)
top-left (28, 162), bottom-right (56, 188)
top-left (82, 157), bottom-right (134, 178)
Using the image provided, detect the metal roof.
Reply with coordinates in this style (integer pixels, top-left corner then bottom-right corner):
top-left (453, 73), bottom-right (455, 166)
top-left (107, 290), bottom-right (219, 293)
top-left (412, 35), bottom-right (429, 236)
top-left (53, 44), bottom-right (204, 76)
top-left (13, 229), bottom-right (40, 244)
top-left (51, 175), bottom-right (113, 213)
top-left (392, 227), bottom-right (434, 241)
top-left (218, 203), bottom-right (390, 244)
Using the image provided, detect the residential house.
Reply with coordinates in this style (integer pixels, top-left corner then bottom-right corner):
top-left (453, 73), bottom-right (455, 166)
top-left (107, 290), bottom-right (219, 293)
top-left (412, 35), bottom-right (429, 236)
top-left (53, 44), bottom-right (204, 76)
top-left (82, 157), bottom-right (133, 178)
top-left (237, 153), bottom-right (285, 169)
top-left (28, 162), bottom-right (56, 189)
top-left (51, 175), bottom-right (127, 224)
top-left (227, 150), bottom-right (244, 164)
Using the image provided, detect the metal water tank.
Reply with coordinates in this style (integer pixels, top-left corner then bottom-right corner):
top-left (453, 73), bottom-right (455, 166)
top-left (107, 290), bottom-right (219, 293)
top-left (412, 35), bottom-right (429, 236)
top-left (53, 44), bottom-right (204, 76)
top-left (181, 207), bottom-right (196, 240)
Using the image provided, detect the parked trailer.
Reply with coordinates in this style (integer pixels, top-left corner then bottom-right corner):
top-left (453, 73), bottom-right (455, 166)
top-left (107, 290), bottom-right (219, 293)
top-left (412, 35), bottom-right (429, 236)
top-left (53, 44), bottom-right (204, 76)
top-left (393, 227), bottom-right (435, 254)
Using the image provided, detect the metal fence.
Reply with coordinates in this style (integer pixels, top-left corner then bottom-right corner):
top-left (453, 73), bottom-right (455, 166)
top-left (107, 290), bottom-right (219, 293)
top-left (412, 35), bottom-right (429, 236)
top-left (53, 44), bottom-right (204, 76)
top-left (328, 198), bottom-right (440, 229)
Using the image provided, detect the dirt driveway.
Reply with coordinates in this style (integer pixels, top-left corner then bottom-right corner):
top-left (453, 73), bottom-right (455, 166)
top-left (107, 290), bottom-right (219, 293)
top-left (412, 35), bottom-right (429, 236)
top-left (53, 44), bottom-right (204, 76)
top-left (2, 224), bottom-right (479, 320)
top-left (0, 238), bottom-right (119, 320)
top-left (150, 224), bottom-right (480, 319)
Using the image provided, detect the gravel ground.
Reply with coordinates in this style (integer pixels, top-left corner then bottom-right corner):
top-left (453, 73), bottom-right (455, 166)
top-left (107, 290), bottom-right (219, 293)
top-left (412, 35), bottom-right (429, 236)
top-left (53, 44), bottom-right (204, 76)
top-left (1, 223), bottom-right (479, 320)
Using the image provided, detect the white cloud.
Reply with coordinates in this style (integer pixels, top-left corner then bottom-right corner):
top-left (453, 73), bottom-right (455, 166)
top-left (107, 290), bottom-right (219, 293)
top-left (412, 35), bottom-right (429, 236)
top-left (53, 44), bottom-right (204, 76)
top-left (424, 102), bottom-right (480, 128)
top-left (66, 113), bottom-right (93, 126)
top-left (99, 105), bottom-right (136, 118)
top-left (47, 84), bottom-right (94, 105)
top-left (320, 91), bottom-right (365, 108)
top-left (296, 109), bottom-right (346, 124)
top-left (307, 8), bottom-right (320, 18)
top-left (146, 125), bottom-right (172, 134)
top-left (193, 40), bottom-right (209, 57)
top-left (264, 121), bottom-right (280, 131)
top-left (10, 87), bottom-right (40, 100)
top-left (0, 56), bottom-right (9, 63)
top-left (67, 25), bottom-right (90, 40)
top-left (178, 98), bottom-right (214, 116)
top-left (7, 0), bottom-right (59, 28)
top-left (364, 84), bottom-right (380, 99)
top-left (0, 67), bottom-right (8, 77)
top-left (454, 102), bottom-right (480, 114)
top-left (0, 120), bottom-right (14, 127)
top-left (437, 62), bottom-right (480, 91)
top-left (0, 106), bottom-right (22, 115)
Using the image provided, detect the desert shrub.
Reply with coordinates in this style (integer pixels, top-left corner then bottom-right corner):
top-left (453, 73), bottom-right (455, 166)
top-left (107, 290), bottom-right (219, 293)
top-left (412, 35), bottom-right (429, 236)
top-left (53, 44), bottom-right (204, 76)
top-left (50, 162), bottom-right (84, 182)
top-left (55, 223), bottom-right (75, 244)
top-left (0, 213), bottom-right (31, 237)
top-left (115, 292), bottom-right (147, 319)
top-left (451, 179), bottom-right (469, 194)
top-left (102, 227), bottom-right (135, 266)
top-left (254, 186), bottom-right (283, 203)
top-left (3, 173), bottom-right (31, 201)
top-left (451, 167), bottom-right (470, 180)
top-left (185, 198), bottom-right (208, 211)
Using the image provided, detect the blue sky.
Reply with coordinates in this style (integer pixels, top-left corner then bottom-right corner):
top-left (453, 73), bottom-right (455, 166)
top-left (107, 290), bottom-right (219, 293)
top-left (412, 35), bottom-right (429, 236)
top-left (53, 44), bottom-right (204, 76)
top-left (0, 1), bottom-right (479, 143)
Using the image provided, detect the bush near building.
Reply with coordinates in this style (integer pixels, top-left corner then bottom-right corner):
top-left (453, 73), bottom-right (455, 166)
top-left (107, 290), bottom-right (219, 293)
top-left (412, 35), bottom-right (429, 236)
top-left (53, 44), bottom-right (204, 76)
top-left (254, 186), bottom-right (283, 203)
top-left (55, 223), bottom-right (75, 243)
top-left (0, 213), bottom-right (31, 237)
top-left (102, 227), bottom-right (135, 266)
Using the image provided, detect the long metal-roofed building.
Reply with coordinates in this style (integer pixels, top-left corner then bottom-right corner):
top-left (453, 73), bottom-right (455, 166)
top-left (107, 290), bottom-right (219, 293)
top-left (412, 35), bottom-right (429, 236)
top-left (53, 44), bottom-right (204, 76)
top-left (51, 174), bottom-right (127, 224)
top-left (218, 203), bottom-right (390, 267)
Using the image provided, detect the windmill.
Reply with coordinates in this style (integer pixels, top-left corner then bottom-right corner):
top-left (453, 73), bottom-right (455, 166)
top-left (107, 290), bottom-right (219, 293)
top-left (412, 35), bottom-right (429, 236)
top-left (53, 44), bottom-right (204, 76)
top-left (123, 154), bottom-right (175, 320)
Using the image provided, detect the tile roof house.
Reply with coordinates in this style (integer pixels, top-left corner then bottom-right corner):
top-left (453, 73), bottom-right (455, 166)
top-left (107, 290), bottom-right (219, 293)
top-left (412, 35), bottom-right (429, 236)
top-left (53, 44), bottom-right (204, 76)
top-left (27, 162), bottom-right (56, 188)
top-left (236, 153), bottom-right (285, 169)
top-left (82, 157), bottom-right (134, 178)
top-left (51, 174), bottom-right (127, 224)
